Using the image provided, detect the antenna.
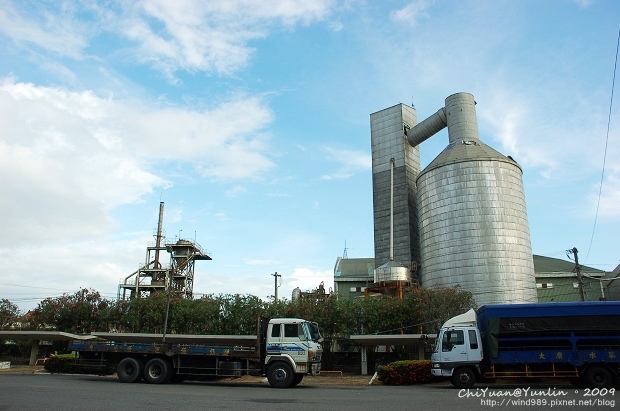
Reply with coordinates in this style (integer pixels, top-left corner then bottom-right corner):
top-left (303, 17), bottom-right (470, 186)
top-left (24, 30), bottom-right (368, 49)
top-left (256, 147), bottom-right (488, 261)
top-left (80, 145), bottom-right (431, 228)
top-left (343, 240), bottom-right (348, 259)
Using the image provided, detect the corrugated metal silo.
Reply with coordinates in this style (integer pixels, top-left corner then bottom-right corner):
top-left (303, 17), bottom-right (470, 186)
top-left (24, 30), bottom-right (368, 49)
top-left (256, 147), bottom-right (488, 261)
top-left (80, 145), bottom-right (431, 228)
top-left (415, 93), bottom-right (537, 305)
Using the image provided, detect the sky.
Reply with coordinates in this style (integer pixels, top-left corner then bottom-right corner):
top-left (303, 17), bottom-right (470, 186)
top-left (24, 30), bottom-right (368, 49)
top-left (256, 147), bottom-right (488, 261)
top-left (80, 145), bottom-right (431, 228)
top-left (1, 0), bottom-right (619, 312)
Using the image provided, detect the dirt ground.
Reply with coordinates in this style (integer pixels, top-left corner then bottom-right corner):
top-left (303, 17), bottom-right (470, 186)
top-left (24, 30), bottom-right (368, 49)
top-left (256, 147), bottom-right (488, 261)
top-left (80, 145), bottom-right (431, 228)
top-left (0, 364), bottom-right (377, 386)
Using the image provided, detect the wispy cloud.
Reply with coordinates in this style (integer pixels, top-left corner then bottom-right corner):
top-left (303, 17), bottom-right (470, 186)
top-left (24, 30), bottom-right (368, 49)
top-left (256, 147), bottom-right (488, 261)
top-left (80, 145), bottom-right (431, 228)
top-left (0, 1), bottom-right (90, 58)
top-left (319, 146), bottom-right (371, 180)
top-left (389, 0), bottom-right (434, 25)
top-left (0, 0), bottom-right (338, 80)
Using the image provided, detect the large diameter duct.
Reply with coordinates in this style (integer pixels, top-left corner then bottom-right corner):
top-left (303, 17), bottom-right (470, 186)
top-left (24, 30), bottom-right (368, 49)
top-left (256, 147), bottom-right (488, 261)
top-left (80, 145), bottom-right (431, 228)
top-left (406, 107), bottom-right (446, 147)
top-left (413, 92), bottom-right (537, 305)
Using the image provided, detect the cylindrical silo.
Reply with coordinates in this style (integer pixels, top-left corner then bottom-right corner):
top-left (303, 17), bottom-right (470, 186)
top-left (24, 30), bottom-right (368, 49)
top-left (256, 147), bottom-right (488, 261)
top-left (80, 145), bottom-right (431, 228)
top-left (416, 93), bottom-right (537, 305)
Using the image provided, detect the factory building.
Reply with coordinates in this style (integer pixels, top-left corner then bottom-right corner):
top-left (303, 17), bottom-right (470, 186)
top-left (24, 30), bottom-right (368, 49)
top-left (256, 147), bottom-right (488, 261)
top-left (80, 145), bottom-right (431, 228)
top-left (334, 255), bottom-right (616, 303)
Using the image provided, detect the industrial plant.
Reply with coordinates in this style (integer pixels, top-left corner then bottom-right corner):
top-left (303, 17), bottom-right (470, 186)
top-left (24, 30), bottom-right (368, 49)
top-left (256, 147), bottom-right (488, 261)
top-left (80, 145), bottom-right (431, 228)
top-left (369, 92), bottom-right (537, 305)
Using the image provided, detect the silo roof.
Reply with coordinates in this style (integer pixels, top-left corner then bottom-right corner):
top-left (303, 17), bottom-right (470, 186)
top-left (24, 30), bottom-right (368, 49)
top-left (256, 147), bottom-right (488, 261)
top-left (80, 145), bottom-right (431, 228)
top-left (420, 139), bottom-right (520, 177)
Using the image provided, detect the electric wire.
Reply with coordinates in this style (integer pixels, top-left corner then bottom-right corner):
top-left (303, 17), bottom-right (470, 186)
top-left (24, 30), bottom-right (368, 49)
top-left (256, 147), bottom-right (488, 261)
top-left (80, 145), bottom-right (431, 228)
top-left (585, 27), bottom-right (620, 263)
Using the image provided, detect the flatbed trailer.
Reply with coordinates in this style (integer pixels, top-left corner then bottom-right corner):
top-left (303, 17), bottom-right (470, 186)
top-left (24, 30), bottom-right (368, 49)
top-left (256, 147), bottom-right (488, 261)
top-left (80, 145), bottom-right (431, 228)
top-left (6, 317), bottom-right (322, 388)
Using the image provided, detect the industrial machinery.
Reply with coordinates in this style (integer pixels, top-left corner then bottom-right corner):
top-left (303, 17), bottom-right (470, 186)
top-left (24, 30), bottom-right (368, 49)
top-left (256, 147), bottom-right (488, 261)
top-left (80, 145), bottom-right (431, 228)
top-left (118, 202), bottom-right (211, 300)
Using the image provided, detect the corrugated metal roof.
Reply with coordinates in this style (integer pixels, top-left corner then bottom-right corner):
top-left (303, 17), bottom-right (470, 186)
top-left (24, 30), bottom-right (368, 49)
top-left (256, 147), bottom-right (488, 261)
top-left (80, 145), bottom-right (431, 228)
top-left (534, 255), bottom-right (605, 275)
top-left (335, 257), bottom-right (375, 277)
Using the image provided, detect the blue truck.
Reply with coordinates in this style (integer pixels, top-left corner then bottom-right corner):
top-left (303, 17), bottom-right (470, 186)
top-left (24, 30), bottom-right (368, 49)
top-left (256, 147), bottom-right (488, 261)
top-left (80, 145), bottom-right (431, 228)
top-left (431, 301), bottom-right (620, 389)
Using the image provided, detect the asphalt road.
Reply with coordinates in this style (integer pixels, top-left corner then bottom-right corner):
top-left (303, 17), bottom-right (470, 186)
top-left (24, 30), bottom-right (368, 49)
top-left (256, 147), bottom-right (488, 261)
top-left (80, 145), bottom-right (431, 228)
top-left (0, 374), bottom-right (617, 411)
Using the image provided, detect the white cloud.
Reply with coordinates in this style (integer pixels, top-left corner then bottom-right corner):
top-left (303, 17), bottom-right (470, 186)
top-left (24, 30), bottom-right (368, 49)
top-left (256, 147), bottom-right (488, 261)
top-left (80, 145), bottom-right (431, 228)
top-left (0, 79), bottom-right (275, 246)
top-left (0, 0), bottom-right (337, 79)
top-left (226, 185), bottom-right (248, 197)
top-left (389, 0), bottom-right (434, 25)
top-left (114, 0), bottom-right (337, 77)
top-left (320, 146), bottom-right (371, 180)
top-left (286, 267), bottom-right (334, 294)
top-left (245, 259), bottom-right (282, 266)
top-left (0, 1), bottom-right (89, 58)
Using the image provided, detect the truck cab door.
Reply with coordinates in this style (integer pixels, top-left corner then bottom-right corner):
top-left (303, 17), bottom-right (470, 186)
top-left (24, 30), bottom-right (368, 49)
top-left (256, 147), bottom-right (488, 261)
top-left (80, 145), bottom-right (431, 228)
top-left (441, 329), bottom-right (468, 363)
top-left (267, 323), bottom-right (282, 355)
top-left (466, 329), bottom-right (483, 362)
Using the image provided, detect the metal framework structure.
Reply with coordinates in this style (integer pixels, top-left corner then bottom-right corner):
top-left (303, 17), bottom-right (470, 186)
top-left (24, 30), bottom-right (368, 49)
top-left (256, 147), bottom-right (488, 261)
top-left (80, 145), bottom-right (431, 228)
top-left (118, 202), bottom-right (211, 300)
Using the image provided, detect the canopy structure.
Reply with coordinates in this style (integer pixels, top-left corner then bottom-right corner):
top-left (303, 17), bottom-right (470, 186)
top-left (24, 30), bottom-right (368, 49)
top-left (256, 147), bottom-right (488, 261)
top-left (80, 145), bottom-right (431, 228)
top-left (350, 333), bottom-right (436, 375)
top-left (0, 331), bottom-right (95, 365)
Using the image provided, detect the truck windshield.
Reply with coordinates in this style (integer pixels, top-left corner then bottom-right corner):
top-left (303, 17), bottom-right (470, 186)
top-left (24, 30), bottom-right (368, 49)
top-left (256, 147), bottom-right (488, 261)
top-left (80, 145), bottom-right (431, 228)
top-left (305, 322), bottom-right (322, 343)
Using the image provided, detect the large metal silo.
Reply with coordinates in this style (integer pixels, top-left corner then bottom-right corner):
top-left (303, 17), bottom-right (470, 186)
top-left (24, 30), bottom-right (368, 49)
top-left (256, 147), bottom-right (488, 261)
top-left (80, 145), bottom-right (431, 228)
top-left (414, 93), bottom-right (538, 305)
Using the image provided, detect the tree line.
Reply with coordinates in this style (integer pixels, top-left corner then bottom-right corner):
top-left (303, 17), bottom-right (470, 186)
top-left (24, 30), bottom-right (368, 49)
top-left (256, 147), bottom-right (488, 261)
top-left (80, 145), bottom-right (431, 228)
top-left (1, 286), bottom-right (474, 338)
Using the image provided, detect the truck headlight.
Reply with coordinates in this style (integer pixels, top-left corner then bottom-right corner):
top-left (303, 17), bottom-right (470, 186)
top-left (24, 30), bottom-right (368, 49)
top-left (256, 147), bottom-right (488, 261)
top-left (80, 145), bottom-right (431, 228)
top-left (432, 363), bottom-right (441, 368)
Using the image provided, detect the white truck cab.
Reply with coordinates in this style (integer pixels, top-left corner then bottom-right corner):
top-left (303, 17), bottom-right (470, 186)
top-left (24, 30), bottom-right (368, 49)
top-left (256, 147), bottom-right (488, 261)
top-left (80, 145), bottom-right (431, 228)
top-left (265, 318), bottom-right (323, 387)
top-left (431, 309), bottom-right (483, 388)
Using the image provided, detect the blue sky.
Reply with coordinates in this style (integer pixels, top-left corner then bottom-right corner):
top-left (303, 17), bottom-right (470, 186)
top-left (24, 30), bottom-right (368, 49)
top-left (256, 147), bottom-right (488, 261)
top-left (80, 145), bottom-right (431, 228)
top-left (1, 0), bottom-right (618, 311)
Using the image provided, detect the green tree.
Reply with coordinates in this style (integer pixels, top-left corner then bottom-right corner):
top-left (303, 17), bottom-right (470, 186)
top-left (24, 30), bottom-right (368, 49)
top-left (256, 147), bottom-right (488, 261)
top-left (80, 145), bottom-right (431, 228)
top-left (0, 299), bottom-right (20, 330)
top-left (33, 289), bottom-right (111, 333)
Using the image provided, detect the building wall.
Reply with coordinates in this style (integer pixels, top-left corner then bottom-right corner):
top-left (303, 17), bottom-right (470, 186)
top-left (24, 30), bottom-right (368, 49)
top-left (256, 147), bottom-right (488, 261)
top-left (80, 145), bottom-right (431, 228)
top-left (536, 275), bottom-right (607, 302)
top-left (370, 104), bottom-right (420, 269)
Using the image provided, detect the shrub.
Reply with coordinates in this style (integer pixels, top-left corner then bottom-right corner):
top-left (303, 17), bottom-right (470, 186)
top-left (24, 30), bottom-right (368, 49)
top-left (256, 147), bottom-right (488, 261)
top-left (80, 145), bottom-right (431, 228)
top-left (44, 356), bottom-right (76, 373)
top-left (43, 355), bottom-right (115, 375)
top-left (377, 360), bottom-right (436, 385)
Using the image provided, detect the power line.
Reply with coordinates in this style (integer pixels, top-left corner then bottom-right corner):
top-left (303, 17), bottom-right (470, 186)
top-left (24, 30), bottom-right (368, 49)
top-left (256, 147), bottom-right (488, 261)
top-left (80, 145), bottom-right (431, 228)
top-left (585, 27), bottom-right (620, 263)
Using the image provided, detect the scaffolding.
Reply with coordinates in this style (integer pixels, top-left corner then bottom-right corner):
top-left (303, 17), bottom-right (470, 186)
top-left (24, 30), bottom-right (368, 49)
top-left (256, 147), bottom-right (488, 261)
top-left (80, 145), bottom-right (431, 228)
top-left (117, 202), bottom-right (211, 300)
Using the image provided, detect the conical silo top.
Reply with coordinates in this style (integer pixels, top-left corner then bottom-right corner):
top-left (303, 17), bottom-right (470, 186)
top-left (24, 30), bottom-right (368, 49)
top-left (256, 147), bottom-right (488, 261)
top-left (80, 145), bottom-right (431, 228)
top-left (419, 138), bottom-right (521, 178)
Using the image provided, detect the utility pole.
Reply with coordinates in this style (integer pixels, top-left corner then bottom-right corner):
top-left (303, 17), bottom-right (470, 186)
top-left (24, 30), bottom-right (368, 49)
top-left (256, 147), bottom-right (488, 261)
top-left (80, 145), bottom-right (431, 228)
top-left (568, 247), bottom-right (585, 302)
top-left (272, 272), bottom-right (281, 301)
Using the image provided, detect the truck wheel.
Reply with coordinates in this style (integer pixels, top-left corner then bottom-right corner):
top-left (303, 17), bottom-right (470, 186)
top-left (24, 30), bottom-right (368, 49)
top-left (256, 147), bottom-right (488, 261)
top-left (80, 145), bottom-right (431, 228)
top-left (585, 366), bottom-right (612, 389)
top-left (144, 358), bottom-right (171, 384)
top-left (451, 367), bottom-right (476, 389)
top-left (267, 362), bottom-right (294, 388)
top-left (291, 373), bottom-right (304, 387)
top-left (117, 357), bottom-right (143, 383)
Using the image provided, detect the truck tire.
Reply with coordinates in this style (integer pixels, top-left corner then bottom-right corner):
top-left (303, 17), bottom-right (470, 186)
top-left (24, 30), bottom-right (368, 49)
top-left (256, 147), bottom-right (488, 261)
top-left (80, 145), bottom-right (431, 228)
top-left (144, 358), bottom-right (171, 384)
top-left (585, 366), bottom-right (613, 389)
top-left (117, 357), bottom-right (143, 383)
top-left (451, 367), bottom-right (476, 389)
top-left (267, 362), bottom-right (294, 388)
top-left (291, 373), bottom-right (304, 387)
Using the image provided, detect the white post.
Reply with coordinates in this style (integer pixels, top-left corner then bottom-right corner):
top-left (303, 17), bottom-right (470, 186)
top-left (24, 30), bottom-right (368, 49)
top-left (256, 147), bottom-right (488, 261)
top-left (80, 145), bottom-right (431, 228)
top-left (361, 346), bottom-right (368, 375)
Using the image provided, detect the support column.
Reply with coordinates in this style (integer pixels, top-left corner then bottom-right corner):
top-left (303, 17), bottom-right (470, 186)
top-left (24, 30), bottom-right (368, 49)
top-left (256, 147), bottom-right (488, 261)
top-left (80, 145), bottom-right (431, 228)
top-left (29, 340), bottom-right (40, 366)
top-left (360, 346), bottom-right (368, 375)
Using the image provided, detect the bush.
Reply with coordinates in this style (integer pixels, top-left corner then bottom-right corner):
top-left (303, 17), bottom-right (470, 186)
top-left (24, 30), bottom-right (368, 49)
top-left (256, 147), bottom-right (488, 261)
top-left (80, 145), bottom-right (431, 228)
top-left (377, 360), bottom-right (436, 385)
top-left (44, 355), bottom-right (77, 373)
top-left (43, 355), bottom-right (115, 375)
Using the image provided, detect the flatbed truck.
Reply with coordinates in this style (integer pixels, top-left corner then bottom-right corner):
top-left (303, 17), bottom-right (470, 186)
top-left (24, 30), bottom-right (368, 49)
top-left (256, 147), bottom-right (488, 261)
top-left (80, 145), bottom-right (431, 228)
top-left (68, 317), bottom-right (322, 388)
top-left (431, 301), bottom-right (620, 389)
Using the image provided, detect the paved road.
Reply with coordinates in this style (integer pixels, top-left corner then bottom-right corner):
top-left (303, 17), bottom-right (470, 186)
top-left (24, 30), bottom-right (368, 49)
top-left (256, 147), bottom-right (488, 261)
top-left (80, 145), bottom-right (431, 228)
top-left (0, 374), bottom-right (617, 411)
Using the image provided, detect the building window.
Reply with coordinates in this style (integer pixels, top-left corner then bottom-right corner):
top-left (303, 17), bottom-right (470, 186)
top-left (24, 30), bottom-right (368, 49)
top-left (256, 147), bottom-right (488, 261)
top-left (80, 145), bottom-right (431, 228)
top-left (536, 283), bottom-right (554, 289)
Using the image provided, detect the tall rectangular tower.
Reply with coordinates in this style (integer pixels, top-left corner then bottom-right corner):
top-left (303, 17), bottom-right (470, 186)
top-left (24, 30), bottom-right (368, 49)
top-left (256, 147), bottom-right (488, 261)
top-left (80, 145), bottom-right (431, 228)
top-left (370, 104), bottom-right (420, 270)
